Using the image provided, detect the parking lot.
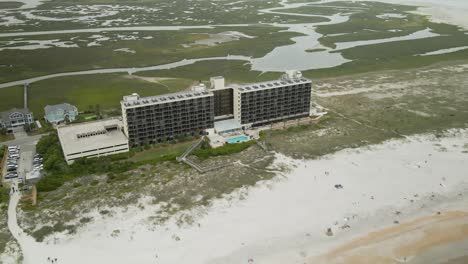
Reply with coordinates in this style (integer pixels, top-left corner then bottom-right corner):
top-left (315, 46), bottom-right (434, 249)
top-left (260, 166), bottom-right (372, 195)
top-left (3, 143), bottom-right (42, 184)
top-left (4, 145), bottom-right (21, 182)
top-left (19, 144), bottom-right (35, 180)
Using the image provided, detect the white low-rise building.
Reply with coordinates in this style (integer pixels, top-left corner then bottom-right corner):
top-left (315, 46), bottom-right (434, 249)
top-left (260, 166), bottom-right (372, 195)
top-left (57, 118), bottom-right (129, 164)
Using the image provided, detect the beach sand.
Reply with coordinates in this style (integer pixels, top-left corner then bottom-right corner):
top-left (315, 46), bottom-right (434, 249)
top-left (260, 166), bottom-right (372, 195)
top-left (7, 129), bottom-right (468, 264)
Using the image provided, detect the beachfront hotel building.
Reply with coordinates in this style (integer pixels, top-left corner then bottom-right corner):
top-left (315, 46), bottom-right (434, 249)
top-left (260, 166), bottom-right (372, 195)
top-left (121, 90), bottom-right (214, 147)
top-left (120, 70), bottom-right (312, 146)
top-left (233, 71), bottom-right (312, 127)
top-left (210, 76), bottom-right (234, 118)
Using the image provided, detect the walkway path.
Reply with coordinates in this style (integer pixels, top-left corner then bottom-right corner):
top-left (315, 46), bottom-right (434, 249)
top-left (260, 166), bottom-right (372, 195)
top-left (23, 84), bottom-right (28, 109)
top-left (177, 137), bottom-right (228, 173)
top-left (7, 183), bottom-right (28, 263)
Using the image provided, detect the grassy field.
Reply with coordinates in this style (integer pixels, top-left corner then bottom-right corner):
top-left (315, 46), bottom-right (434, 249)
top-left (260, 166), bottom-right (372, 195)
top-left (304, 43), bottom-right (468, 79)
top-left (139, 60), bottom-right (281, 84)
top-left (0, 60), bottom-right (279, 116)
top-left (0, 1), bottom-right (23, 9)
top-left (26, 74), bottom-right (193, 117)
top-left (130, 140), bottom-right (197, 163)
top-left (0, 85), bottom-right (23, 112)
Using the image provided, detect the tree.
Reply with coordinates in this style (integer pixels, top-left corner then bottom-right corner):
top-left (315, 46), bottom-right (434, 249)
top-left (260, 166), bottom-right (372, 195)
top-left (36, 133), bottom-right (60, 155)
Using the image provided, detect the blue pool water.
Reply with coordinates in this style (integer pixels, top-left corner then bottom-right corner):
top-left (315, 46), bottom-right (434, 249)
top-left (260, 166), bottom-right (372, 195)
top-left (227, 135), bottom-right (250, 144)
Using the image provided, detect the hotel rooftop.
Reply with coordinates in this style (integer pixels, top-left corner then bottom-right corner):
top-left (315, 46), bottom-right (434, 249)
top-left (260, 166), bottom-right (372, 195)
top-left (235, 77), bottom-right (311, 93)
top-left (57, 118), bottom-right (128, 156)
top-left (121, 90), bottom-right (213, 108)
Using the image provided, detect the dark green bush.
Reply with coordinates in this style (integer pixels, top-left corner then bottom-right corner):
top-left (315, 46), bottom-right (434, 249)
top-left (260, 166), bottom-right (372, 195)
top-left (0, 188), bottom-right (9, 205)
top-left (32, 226), bottom-right (54, 242)
top-left (80, 217), bottom-right (93, 224)
top-left (0, 145), bottom-right (5, 159)
top-left (36, 133), bottom-right (136, 192)
top-left (90, 180), bottom-right (99, 186)
top-left (193, 140), bottom-right (256, 159)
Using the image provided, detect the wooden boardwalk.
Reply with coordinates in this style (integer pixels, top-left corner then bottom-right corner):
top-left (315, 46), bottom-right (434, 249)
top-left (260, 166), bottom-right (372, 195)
top-left (177, 137), bottom-right (228, 173)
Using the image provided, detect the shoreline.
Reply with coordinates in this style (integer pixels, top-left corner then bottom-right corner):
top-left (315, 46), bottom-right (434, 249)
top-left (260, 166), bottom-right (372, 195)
top-left (310, 209), bottom-right (468, 264)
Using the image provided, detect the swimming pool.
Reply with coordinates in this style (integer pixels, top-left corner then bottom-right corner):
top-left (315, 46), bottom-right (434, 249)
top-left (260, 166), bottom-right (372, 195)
top-left (226, 135), bottom-right (250, 144)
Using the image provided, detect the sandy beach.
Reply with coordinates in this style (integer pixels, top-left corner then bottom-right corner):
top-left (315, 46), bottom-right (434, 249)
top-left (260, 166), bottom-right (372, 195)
top-left (4, 129), bottom-right (467, 264)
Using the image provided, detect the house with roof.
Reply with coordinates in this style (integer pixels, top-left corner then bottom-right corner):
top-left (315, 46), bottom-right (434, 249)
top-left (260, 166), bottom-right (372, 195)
top-left (0, 108), bottom-right (34, 132)
top-left (44, 103), bottom-right (78, 124)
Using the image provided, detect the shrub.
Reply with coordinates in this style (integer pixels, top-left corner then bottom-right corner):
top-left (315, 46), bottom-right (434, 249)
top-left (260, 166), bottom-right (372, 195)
top-left (0, 188), bottom-right (9, 205)
top-left (99, 209), bottom-right (110, 215)
top-left (0, 145), bottom-right (5, 159)
top-left (90, 180), bottom-right (99, 186)
top-left (193, 140), bottom-right (256, 159)
top-left (79, 217), bottom-right (93, 224)
top-left (32, 225), bottom-right (54, 242)
top-left (36, 174), bottom-right (74, 192)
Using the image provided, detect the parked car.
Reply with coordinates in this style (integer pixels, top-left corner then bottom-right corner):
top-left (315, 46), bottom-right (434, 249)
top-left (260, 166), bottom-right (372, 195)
top-left (8, 146), bottom-right (19, 151)
top-left (5, 174), bottom-right (18, 179)
top-left (7, 167), bottom-right (17, 172)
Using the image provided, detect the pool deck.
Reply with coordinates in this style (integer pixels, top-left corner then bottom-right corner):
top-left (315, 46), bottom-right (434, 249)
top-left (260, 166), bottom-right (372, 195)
top-left (207, 115), bottom-right (323, 148)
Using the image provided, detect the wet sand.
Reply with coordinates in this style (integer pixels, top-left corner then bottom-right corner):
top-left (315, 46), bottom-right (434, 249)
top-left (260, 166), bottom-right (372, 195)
top-left (309, 211), bottom-right (468, 264)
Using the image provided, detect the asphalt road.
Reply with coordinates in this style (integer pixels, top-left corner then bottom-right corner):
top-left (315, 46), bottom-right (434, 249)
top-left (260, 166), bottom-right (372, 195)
top-left (0, 134), bottom-right (47, 147)
top-left (18, 143), bottom-right (35, 182)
